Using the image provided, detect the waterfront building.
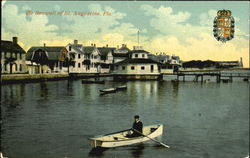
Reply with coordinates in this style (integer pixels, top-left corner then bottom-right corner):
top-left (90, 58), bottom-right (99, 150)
top-left (82, 44), bottom-right (100, 73)
top-left (65, 40), bottom-right (85, 73)
top-left (148, 53), bottom-right (181, 73)
top-left (113, 46), bottom-right (162, 80)
top-left (97, 46), bottom-right (115, 73)
top-left (26, 44), bottom-right (67, 74)
top-left (113, 44), bottom-right (130, 63)
top-left (1, 37), bottom-right (27, 74)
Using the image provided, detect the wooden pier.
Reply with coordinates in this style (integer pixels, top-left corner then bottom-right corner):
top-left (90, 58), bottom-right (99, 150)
top-left (164, 71), bottom-right (250, 83)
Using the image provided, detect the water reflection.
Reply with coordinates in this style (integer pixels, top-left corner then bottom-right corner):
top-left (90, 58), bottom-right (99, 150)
top-left (39, 82), bottom-right (48, 99)
top-left (130, 144), bottom-right (145, 158)
top-left (88, 147), bottom-right (109, 157)
top-left (172, 82), bottom-right (179, 98)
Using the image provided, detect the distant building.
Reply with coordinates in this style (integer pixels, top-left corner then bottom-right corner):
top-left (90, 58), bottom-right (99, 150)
top-left (113, 44), bottom-right (130, 63)
top-left (216, 59), bottom-right (243, 68)
top-left (113, 46), bottom-right (162, 80)
top-left (1, 37), bottom-right (27, 74)
top-left (148, 53), bottom-right (181, 73)
top-left (26, 44), bottom-right (67, 74)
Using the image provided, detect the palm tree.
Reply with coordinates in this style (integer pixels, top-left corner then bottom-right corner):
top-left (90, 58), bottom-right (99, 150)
top-left (4, 57), bottom-right (16, 74)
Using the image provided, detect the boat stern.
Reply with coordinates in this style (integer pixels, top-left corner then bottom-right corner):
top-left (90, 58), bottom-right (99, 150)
top-left (89, 138), bottom-right (103, 148)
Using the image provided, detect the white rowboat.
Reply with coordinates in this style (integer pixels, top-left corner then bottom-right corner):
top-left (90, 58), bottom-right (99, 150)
top-left (89, 124), bottom-right (163, 148)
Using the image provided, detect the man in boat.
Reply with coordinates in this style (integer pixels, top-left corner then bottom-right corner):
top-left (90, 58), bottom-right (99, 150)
top-left (126, 115), bottom-right (143, 138)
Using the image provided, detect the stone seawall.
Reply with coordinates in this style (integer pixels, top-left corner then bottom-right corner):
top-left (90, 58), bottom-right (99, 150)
top-left (1, 73), bottom-right (69, 84)
top-left (1, 73), bottom-right (113, 84)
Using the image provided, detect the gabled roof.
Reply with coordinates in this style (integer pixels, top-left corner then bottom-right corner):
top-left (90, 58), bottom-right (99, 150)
top-left (97, 47), bottom-right (116, 56)
top-left (69, 44), bottom-right (84, 54)
top-left (114, 58), bottom-right (160, 65)
top-left (83, 46), bottom-right (95, 54)
top-left (26, 46), bottom-right (64, 60)
top-left (119, 46), bottom-right (130, 52)
top-left (149, 54), bottom-right (169, 62)
top-left (1, 40), bottom-right (26, 54)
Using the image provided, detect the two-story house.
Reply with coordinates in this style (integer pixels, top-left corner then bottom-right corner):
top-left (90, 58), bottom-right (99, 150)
top-left (113, 44), bottom-right (130, 63)
top-left (97, 45), bottom-right (115, 73)
top-left (65, 40), bottom-right (85, 73)
top-left (1, 37), bottom-right (27, 74)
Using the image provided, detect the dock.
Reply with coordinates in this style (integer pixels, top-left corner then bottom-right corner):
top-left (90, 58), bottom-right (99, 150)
top-left (164, 71), bottom-right (250, 83)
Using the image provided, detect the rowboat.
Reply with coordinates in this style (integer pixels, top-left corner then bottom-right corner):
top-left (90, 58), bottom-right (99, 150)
top-left (115, 85), bottom-right (127, 91)
top-left (89, 124), bottom-right (163, 148)
top-left (100, 88), bottom-right (116, 94)
top-left (82, 80), bottom-right (105, 84)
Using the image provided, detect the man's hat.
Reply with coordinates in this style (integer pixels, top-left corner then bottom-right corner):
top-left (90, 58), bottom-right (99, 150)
top-left (134, 115), bottom-right (139, 119)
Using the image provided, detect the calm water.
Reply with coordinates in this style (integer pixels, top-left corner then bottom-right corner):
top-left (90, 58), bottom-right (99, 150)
top-left (1, 75), bottom-right (249, 158)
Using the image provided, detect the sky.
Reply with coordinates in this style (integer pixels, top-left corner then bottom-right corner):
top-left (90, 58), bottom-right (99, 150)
top-left (1, 1), bottom-right (249, 67)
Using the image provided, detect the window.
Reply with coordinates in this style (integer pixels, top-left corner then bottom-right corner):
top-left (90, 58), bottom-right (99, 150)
top-left (91, 54), bottom-right (94, 59)
top-left (142, 54), bottom-right (145, 58)
top-left (135, 54), bottom-right (138, 58)
top-left (141, 66), bottom-right (145, 70)
top-left (94, 55), bottom-right (97, 59)
top-left (78, 54), bottom-right (81, 59)
top-left (15, 64), bottom-right (18, 71)
top-left (69, 46), bottom-right (71, 51)
top-left (115, 65), bottom-right (118, 70)
top-left (122, 66), bottom-right (125, 70)
top-left (78, 63), bottom-right (81, 68)
top-left (19, 64), bottom-right (22, 71)
top-left (151, 65), bottom-right (154, 72)
top-left (20, 53), bottom-right (22, 59)
top-left (131, 66), bottom-right (135, 70)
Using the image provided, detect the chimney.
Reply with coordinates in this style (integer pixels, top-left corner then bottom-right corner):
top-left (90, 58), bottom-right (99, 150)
top-left (91, 43), bottom-right (93, 46)
top-left (117, 45), bottom-right (119, 49)
top-left (106, 44), bottom-right (108, 48)
top-left (74, 40), bottom-right (78, 45)
top-left (122, 44), bottom-right (125, 47)
top-left (13, 37), bottom-right (18, 44)
top-left (94, 44), bottom-right (96, 47)
top-left (44, 43), bottom-right (46, 47)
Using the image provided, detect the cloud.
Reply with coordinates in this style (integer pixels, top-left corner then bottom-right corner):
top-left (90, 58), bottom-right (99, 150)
top-left (140, 5), bottom-right (249, 67)
top-left (199, 9), bottom-right (217, 26)
top-left (2, 4), bottom-right (59, 50)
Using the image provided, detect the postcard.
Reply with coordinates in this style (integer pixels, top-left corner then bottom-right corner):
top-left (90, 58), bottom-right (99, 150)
top-left (1, 1), bottom-right (249, 158)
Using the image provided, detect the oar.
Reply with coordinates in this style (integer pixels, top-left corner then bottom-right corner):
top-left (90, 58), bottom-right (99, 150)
top-left (132, 128), bottom-right (170, 148)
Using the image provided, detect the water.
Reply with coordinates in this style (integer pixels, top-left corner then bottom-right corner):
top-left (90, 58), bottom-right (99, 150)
top-left (1, 75), bottom-right (249, 158)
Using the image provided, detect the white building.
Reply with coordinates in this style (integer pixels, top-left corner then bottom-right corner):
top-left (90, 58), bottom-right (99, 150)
top-left (82, 45), bottom-right (101, 73)
top-left (148, 53), bottom-right (181, 74)
top-left (65, 40), bottom-right (86, 73)
top-left (97, 46), bottom-right (115, 73)
top-left (1, 37), bottom-right (27, 74)
top-left (113, 46), bottom-right (162, 80)
top-left (113, 44), bottom-right (130, 63)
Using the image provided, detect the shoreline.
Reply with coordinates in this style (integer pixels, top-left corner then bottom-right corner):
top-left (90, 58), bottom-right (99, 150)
top-left (1, 68), bottom-right (249, 84)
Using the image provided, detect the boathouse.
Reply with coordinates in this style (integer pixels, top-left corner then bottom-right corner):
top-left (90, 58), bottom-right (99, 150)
top-left (26, 45), bottom-right (67, 74)
top-left (113, 46), bottom-right (162, 80)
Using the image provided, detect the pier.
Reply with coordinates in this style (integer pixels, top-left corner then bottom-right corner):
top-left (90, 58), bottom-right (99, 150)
top-left (164, 71), bottom-right (250, 83)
